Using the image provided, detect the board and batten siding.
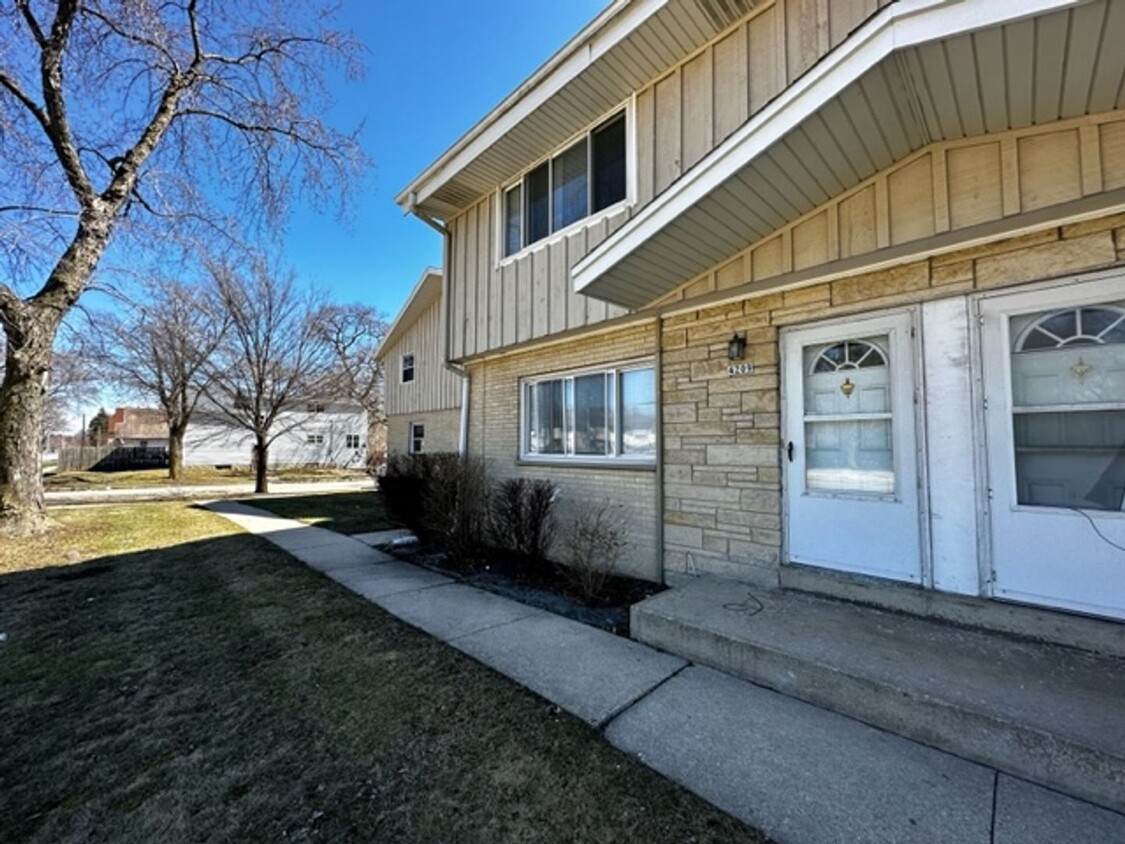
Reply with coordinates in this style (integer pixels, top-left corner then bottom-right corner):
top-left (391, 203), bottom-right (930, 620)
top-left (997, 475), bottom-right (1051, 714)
top-left (654, 111), bottom-right (1125, 305)
top-left (383, 296), bottom-right (463, 418)
top-left (445, 0), bottom-right (890, 361)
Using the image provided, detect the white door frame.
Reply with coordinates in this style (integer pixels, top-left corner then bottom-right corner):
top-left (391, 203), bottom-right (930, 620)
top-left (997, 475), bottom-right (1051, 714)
top-left (780, 305), bottom-right (931, 585)
top-left (974, 268), bottom-right (1125, 616)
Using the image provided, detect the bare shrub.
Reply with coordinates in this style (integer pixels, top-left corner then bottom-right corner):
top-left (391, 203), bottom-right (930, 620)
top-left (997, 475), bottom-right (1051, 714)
top-left (560, 499), bottom-right (628, 603)
top-left (379, 452), bottom-right (490, 567)
top-left (489, 478), bottom-right (558, 564)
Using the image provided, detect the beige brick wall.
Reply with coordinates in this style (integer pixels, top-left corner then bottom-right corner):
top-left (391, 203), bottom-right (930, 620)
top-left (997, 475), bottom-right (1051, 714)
top-left (662, 215), bottom-right (1125, 582)
top-left (386, 409), bottom-right (462, 457)
top-left (466, 323), bottom-right (662, 581)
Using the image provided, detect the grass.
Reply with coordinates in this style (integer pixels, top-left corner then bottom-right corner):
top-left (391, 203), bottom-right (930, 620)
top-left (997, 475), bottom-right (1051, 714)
top-left (243, 491), bottom-right (400, 535)
top-left (0, 503), bottom-right (767, 844)
top-left (44, 465), bottom-right (369, 490)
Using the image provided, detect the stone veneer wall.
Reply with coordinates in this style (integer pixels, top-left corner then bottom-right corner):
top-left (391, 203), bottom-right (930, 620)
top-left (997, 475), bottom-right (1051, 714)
top-left (466, 323), bottom-right (662, 581)
top-left (661, 214), bottom-right (1125, 583)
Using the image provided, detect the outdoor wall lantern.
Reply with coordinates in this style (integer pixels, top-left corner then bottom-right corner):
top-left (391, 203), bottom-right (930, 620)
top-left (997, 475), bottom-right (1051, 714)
top-left (727, 332), bottom-right (747, 361)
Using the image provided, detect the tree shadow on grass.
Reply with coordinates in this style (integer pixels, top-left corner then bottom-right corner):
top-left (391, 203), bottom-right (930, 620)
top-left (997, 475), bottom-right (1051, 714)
top-left (237, 490), bottom-right (402, 536)
top-left (0, 521), bottom-right (766, 844)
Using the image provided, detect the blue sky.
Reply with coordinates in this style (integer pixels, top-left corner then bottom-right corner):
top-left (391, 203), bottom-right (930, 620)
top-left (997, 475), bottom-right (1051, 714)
top-left (283, 1), bottom-right (609, 320)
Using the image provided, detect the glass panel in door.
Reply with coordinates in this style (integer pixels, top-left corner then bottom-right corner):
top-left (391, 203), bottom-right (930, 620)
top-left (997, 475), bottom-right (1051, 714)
top-left (1009, 303), bottom-right (1125, 512)
top-left (802, 337), bottom-right (894, 494)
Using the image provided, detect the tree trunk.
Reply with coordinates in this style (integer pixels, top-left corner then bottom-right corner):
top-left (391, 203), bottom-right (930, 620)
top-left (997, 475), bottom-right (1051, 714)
top-left (168, 424), bottom-right (186, 481)
top-left (0, 312), bottom-right (57, 535)
top-left (254, 435), bottom-right (269, 494)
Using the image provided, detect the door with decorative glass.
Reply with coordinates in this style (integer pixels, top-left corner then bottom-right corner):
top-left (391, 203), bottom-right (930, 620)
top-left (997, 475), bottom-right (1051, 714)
top-left (782, 311), bottom-right (923, 582)
top-left (980, 274), bottom-right (1125, 620)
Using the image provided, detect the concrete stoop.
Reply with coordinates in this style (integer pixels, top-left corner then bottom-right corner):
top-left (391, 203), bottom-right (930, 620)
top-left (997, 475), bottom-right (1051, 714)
top-left (630, 576), bottom-right (1125, 814)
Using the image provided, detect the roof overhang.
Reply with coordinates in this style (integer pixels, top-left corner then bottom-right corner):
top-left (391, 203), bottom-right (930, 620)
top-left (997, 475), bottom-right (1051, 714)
top-left (375, 267), bottom-right (443, 361)
top-left (397, 0), bottom-right (768, 221)
top-left (574, 0), bottom-right (1121, 309)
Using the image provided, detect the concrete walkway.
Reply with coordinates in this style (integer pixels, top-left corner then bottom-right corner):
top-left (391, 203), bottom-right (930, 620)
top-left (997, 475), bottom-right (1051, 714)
top-left (47, 477), bottom-right (374, 505)
top-left (205, 500), bottom-right (1125, 844)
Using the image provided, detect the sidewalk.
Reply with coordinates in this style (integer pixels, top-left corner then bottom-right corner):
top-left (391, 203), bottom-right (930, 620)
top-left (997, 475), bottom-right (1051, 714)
top-left (205, 500), bottom-right (1125, 844)
top-left (47, 477), bottom-right (374, 505)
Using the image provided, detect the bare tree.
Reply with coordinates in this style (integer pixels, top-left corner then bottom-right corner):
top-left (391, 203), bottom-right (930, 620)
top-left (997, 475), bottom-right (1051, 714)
top-left (0, 1), bottom-right (367, 533)
top-left (204, 258), bottom-right (332, 494)
top-left (313, 303), bottom-right (388, 460)
top-left (90, 276), bottom-right (229, 480)
top-left (1, 335), bottom-right (95, 446)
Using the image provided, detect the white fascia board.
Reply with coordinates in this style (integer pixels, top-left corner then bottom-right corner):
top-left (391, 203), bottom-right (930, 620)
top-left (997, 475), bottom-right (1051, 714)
top-left (375, 267), bottom-right (443, 361)
top-left (572, 0), bottom-right (1089, 296)
top-left (396, 0), bottom-right (669, 212)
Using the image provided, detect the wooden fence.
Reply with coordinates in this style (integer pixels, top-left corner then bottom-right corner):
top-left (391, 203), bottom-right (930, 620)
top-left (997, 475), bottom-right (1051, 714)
top-left (57, 445), bottom-right (169, 473)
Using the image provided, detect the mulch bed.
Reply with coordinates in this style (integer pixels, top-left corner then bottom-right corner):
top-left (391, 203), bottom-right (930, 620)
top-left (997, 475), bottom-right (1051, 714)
top-left (389, 546), bottom-right (664, 636)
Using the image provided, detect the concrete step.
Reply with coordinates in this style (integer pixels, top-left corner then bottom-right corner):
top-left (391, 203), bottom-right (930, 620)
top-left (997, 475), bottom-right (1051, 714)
top-left (631, 576), bottom-right (1125, 813)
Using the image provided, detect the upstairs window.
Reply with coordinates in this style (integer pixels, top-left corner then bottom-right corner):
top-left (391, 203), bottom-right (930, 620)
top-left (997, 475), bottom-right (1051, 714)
top-left (503, 111), bottom-right (628, 257)
top-left (401, 354), bottom-right (415, 384)
top-left (346, 434), bottom-right (361, 449)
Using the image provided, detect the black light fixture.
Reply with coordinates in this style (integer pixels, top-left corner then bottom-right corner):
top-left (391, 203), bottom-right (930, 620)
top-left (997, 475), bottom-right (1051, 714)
top-left (727, 332), bottom-right (746, 361)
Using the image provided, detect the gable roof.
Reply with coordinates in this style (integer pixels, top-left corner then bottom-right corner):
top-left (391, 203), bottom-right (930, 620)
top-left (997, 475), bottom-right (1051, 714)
top-left (573, 0), bottom-right (1122, 308)
top-left (375, 267), bottom-right (444, 361)
top-left (396, 0), bottom-right (763, 222)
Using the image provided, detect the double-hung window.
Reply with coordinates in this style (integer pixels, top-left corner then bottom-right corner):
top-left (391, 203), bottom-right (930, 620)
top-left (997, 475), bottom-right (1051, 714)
top-left (503, 111), bottom-right (628, 257)
top-left (401, 354), bottom-right (415, 384)
top-left (521, 363), bottom-right (655, 461)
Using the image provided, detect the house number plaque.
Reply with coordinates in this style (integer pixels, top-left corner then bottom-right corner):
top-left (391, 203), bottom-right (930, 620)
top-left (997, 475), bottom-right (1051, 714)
top-left (727, 362), bottom-right (755, 376)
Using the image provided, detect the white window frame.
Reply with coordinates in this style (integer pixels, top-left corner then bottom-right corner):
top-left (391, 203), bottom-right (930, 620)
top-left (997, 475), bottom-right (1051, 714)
top-left (496, 100), bottom-right (635, 267)
top-left (306, 433), bottom-right (325, 445)
top-left (409, 423), bottom-right (425, 455)
top-left (346, 433), bottom-right (362, 449)
top-left (401, 353), bottom-right (415, 385)
top-left (519, 359), bottom-right (656, 465)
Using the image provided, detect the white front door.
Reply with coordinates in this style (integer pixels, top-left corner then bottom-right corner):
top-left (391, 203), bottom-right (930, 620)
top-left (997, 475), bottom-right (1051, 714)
top-left (981, 273), bottom-right (1125, 620)
top-left (783, 311), bottom-right (923, 583)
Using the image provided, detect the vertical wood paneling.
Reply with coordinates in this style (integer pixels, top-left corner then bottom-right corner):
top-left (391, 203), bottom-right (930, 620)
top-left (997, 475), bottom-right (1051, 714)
top-left (785, 0), bottom-right (822, 82)
top-left (830, 0), bottom-right (877, 48)
top-left (383, 299), bottom-right (463, 416)
top-left (791, 210), bottom-right (829, 270)
top-left (838, 184), bottom-right (877, 258)
top-left (567, 228), bottom-right (588, 327)
top-left (1018, 130), bottom-right (1082, 211)
top-left (452, 213), bottom-right (468, 359)
top-left (682, 50), bottom-right (713, 171)
top-left (532, 249), bottom-right (549, 339)
top-left (549, 237), bottom-right (568, 335)
top-left (655, 71), bottom-right (682, 194)
top-left (464, 203), bottom-right (478, 356)
top-left (501, 260), bottom-right (517, 347)
top-left (713, 27), bottom-right (748, 143)
top-left (586, 219), bottom-right (610, 324)
top-left (748, 5), bottom-right (782, 114)
top-left (635, 85), bottom-right (656, 206)
top-left (484, 196), bottom-right (501, 350)
top-left (948, 143), bottom-right (1002, 229)
top-left (516, 254), bottom-right (533, 343)
top-left (887, 154), bottom-right (935, 245)
top-left (1101, 120), bottom-right (1125, 190)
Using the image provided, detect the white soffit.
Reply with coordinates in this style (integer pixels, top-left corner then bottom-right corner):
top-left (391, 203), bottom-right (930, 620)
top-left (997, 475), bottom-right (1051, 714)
top-left (573, 0), bottom-right (1124, 310)
top-left (375, 267), bottom-right (443, 360)
top-left (397, 0), bottom-right (766, 221)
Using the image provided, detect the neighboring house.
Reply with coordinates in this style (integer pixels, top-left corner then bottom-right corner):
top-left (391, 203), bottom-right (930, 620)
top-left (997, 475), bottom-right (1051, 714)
top-left (106, 407), bottom-right (169, 449)
top-left (376, 267), bottom-right (465, 456)
top-left (397, 0), bottom-right (1125, 627)
top-left (183, 401), bottom-right (368, 469)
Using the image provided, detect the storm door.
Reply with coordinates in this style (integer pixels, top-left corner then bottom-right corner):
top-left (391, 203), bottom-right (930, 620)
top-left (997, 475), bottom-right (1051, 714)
top-left (783, 311), bottom-right (923, 582)
top-left (980, 275), bottom-right (1125, 619)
